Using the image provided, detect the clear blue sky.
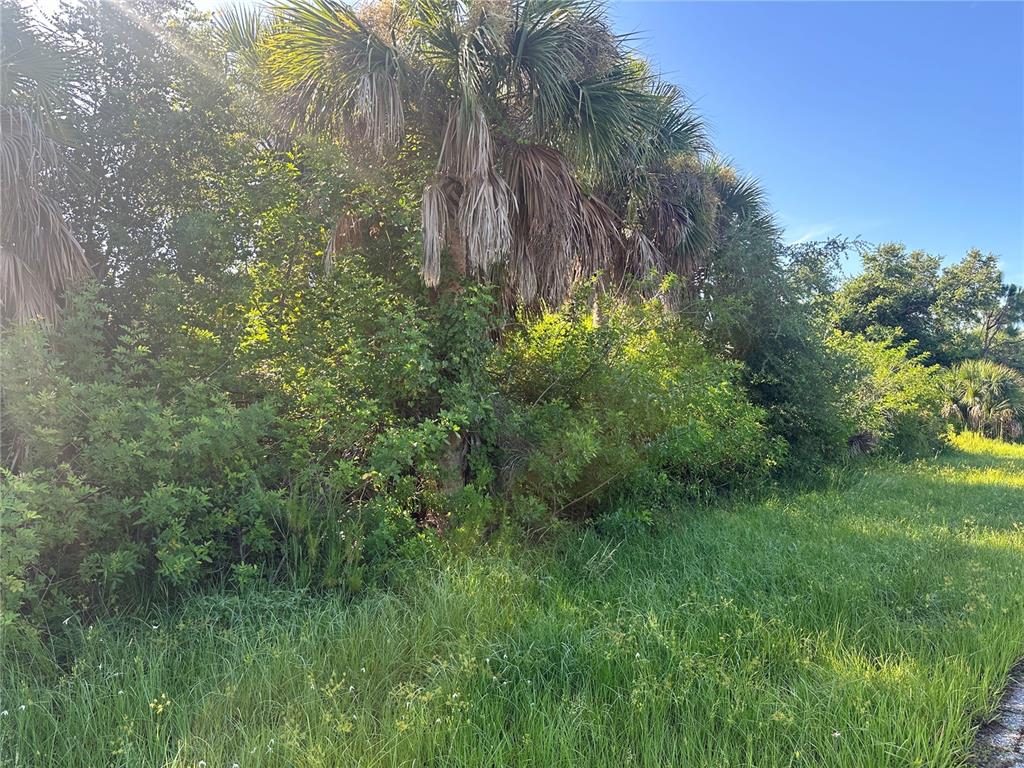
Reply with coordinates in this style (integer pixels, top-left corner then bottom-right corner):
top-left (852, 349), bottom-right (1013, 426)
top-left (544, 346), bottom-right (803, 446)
top-left (608, 1), bottom-right (1024, 283)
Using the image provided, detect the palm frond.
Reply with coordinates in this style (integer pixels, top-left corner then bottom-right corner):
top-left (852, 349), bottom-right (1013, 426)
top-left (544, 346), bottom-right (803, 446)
top-left (948, 359), bottom-right (1024, 439)
top-left (213, 3), bottom-right (268, 65)
top-left (421, 174), bottom-right (463, 286)
top-left (439, 102), bottom-right (492, 178)
top-left (622, 229), bottom-right (660, 282)
top-left (579, 193), bottom-right (623, 280)
top-left (504, 143), bottom-right (585, 304)
top-left (269, 0), bottom-right (404, 151)
top-left (458, 168), bottom-right (512, 275)
top-left (0, 9), bottom-right (88, 323)
top-left (648, 81), bottom-right (709, 158)
top-left (1, 3), bottom-right (69, 120)
top-left (322, 209), bottom-right (362, 273)
top-left (557, 64), bottom-right (659, 176)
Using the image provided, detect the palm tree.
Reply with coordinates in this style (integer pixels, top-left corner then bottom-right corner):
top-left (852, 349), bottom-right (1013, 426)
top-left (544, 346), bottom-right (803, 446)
top-left (257, 0), bottom-right (777, 310)
top-left (261, 0), bottom-right (718, 305)
top-left (944, 359), bottom-right (1024, 441)
top-left (0, 1), bottom-right (89, 323)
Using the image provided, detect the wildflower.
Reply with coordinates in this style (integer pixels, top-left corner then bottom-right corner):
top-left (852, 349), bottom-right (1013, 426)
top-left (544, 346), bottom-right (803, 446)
top-left (18, 705), bottom-right (26, 711)
top-left (149, 693), bottom-right (171, 715)
top-left (151, 625), bottom-right (159, 630)
top-left (1, 711), bottom-right (8, 717)
top-left (349, 686), bottom-right (355, 693)
top-left (118, 690), bottom-right (124, 695)
top-left (451, 692), bottom-right (459, 699)
top-left (198, 762), bottom-right (207, 768)
top-left (360, 667), bottom-right (366, 673)
top-left (832, 731), bottom-right (841, 738)
top-left (63, 616), bottom-right (72, 626)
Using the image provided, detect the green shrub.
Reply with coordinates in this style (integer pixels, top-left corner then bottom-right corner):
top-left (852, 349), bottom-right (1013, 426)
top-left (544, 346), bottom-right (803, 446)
top-left (0, 291), bottom-right (287, 626)
top-left (827, 330), bottom-right (944, 456)
top-left (0, 275), bottom-right (443, 629)
top-left (695, 222), bottom-right (856, 474)
top-left (489, 295), bottom-right (783, 524)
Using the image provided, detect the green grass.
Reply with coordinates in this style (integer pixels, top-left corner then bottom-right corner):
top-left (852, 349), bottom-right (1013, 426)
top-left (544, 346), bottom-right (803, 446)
top-left (3, 435), bottom-right (1024, 767)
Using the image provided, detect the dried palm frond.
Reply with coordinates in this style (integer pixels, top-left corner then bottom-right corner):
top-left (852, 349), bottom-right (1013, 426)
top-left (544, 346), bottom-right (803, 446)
top-left (967, 403), bottom-right (984, 432)
top-left (579, 193), bottom-right (623, 280)
top-left (621, 229), bottom-right (660, 283)
top-left (421, 175), bottom-right (459, 287)
top-left (421, 181), bottom-right (446, 287)
top-left (847, 431), bottom-right (879, 456)
top-left (1006, 418), bottom-right (1023, 441)
top-left (323, 210), bottom-right (362, 273)
top-left (0, 108), bottom-right (88, 322)
top-left (503, 143), bottom-right (585, 305)
top-left (458, 168), bottom-right (511, 275)
top-left (353, 70), bottom-right (405, 152)
top-left (439, 102), bottom-right (492, 179)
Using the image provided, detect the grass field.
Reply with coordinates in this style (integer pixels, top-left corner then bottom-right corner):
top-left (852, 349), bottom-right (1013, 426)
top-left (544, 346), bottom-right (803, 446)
top-left (2, 434), bottom-right (1023, 767)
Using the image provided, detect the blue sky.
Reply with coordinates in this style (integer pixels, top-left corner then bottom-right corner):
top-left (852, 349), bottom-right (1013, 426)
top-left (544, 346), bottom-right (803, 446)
top-left (607, 1), bottom-right (1024, 283)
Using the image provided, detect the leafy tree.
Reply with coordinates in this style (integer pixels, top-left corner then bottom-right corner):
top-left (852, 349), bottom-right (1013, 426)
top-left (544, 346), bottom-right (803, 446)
top-left (0, 1), bottom-right (89, 322)
top-left (51, 0), bottom-right (237, 296)
top-left (834, 243), bottom-right (946, 361)
top-left (680, 221), bottom-right (854, 469)
top-left (935, 249), bottom-right (1022, 363)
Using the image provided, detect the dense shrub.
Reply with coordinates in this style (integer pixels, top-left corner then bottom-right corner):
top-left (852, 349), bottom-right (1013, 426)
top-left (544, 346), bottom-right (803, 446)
top-left (827, 330), bottom-right (944, 456)
top-left (693, 221), bottom-right (854, 472)
top-left (0, 271), bottom-right (445, 629)
top-left (488, 295), bottom-right (784, 526)
top-left (0, 289), bottom-right (286, 627)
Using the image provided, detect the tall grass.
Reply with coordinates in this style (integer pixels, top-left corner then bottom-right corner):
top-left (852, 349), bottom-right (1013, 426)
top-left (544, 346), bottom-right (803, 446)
top-left (2, 435), bottom-right (1023, 767)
